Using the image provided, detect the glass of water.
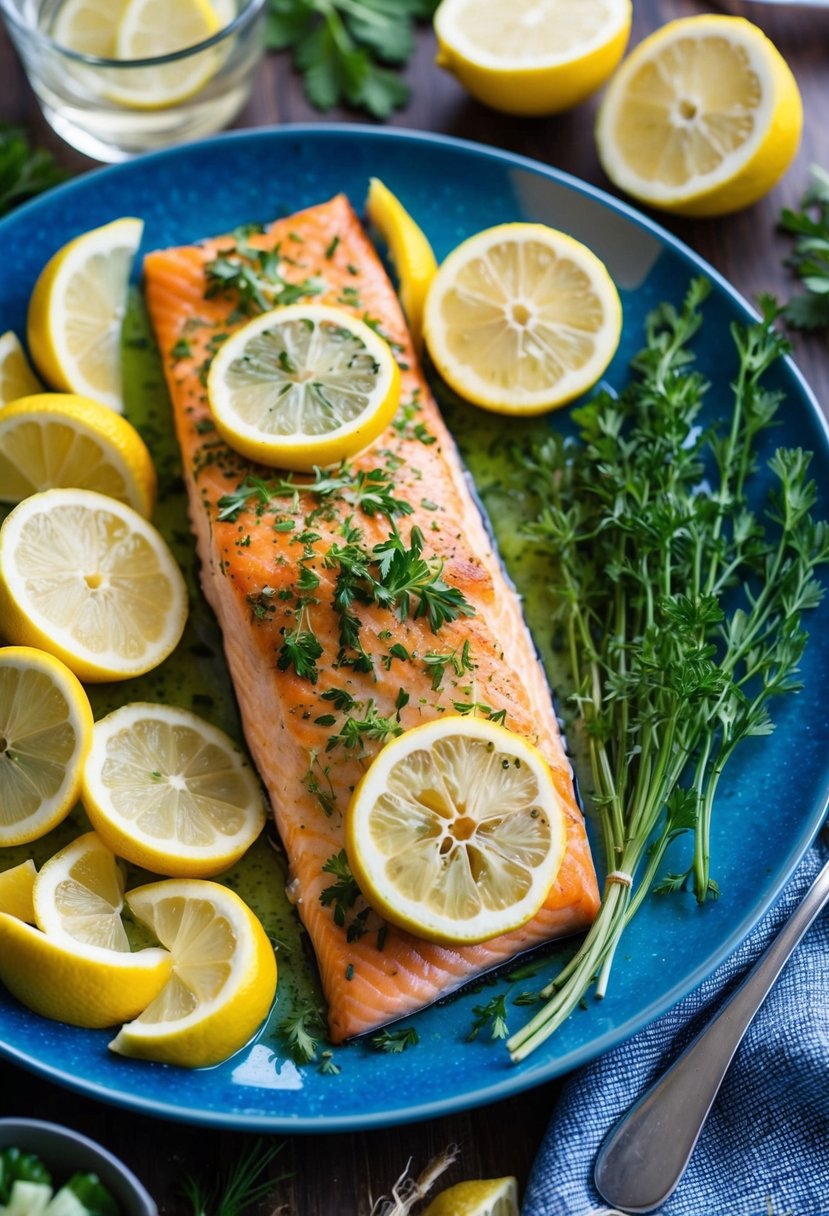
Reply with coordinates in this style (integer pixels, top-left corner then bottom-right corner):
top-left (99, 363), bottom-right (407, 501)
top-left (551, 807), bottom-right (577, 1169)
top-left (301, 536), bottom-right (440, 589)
top-left (0, 0), bottom-right (267, 162)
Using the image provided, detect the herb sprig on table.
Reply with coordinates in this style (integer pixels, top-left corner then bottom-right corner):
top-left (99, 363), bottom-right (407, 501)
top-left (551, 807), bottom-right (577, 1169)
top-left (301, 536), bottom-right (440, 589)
top-left (507, 279), bottom-right (829, 1061)
top-left (0, 125), bottom-right (66, 216)
top-left (266, 0), bottom-right (439, 119)
top-left (779, 166), bottom-right (829, 332)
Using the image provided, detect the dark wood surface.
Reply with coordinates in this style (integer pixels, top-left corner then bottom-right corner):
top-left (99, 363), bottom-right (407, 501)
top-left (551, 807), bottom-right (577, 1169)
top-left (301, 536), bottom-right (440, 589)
top-left (0, 3), bottom-right (827, 1213)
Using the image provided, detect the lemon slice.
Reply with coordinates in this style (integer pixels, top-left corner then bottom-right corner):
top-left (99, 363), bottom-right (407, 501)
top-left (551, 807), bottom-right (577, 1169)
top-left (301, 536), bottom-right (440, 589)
top-left (81, 703), bottom-right (266, 878)
top-left (0, 332), bottom-right (43, 407)
top-left (596, 15), bottom-right (803, 218)
top-left (207, 303), bottom-right (402, 472)
top-left (423, 223), bottom-right (621, 415)
top-left (0, 393), bottom-right (156, 515)
top-left (107, 0), bottom-right (222, 110)
top-left (345, 717), bottom-right (567, 945)
top-left (0, 488), bottom-right (188, 683)
top-left (365, 178), bottom-right (438, 350)
top-left (423, 1178), bottom-right (519, 1216)
top-left (109, 879), bottom-right (277, 1068)
top-left (434, 0), bottom-right (631, 116)
top-left (0, 860), bottom-right (37, 922)
top-left (27, 217), bottom-right (143, 414)
top-left (33, 831), bottom-right (130, 952)
top-left (0, 646), bottom-right (94, 847)
top-left (0, 910), bottom-right (171, 1028)
top-left (51, 0), bottom-right (129, 55)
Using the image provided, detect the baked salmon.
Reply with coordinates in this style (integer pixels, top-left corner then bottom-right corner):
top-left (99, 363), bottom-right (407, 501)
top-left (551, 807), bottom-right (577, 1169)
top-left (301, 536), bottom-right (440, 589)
top-left (143, 193), bottom-right (600, 1043)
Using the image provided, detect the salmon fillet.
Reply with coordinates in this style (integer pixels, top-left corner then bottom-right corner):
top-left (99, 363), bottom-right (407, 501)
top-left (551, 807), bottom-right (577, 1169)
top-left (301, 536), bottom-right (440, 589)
top-left (143, 194), bottom-right (600, 1043)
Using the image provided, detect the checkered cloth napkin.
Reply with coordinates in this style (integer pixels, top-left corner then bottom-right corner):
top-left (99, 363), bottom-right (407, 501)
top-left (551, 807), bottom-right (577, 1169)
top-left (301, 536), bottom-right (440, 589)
top-left (523, 840), bottom-right (829, 1216)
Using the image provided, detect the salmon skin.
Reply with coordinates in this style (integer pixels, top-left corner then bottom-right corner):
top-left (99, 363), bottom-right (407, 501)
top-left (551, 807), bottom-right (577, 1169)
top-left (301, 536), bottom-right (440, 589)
top-left (143, 194), bottom-right (600, 1043)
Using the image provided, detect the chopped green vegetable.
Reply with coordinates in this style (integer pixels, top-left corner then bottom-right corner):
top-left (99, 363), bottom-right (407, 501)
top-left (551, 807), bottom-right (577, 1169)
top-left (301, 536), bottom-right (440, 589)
top-left (0, 125), bottom-right (67, 216)
top-left (779, 166), bottom-right (829, 331)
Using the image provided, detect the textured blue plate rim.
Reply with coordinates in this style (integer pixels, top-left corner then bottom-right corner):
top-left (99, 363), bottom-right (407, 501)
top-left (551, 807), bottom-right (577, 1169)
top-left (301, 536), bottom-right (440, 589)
top-left (1, 123), bottom-right (827, 1132)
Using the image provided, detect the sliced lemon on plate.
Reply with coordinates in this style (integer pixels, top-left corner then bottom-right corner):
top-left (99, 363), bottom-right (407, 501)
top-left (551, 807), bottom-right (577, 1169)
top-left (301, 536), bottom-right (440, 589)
top-left (424, 1177), bottom-right (519, 1216)
top-left (0, 488), bottom-right (188, 683)
top-left (423, 223), bottom-right (621, 415)
top-left (434, 0), bottom-right (631, 116)
top-left (27, 217), bottom-right (143, 413)
top-left (109, 879), bottom-right (277, 1068)
top-left (0, 331), bottom-right (43, 407)
top-left (0, 393), bottom-right (156, 515)
top-left (0, 911), bottom-right (171, 1029)
top-left (207, 303), bottom-right (402, 471)
top-left (0, 860), bottom-right (37, 922)
top-left (33, 831), bottom-right (130, 951)
top-left (345, 717), bottom-right (567, 946)
top-left (0, 646), bottom-right (93, 847)
top-left (596, 15), bottom-right (803, 217)
top-left (365, 177), bottom-right (438, 350)
top-left (81, 703), bottom-right (266, 878)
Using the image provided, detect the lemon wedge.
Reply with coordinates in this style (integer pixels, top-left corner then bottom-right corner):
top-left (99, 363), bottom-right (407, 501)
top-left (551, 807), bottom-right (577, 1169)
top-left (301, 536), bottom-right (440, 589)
top-left (27, 218), bottom-right (143, 413)
top-left (0, 393), bottom-right (156, 515)
top-left (596, 15), bottom-right (803, 217)
top-left (0, 488), bottom-right (188, 683)
top-left (109, 879), bottom-right (277, 1068)
top-left (365, 178), bottom-right (438, 350)
top-left (0, 910), bottom-right (171, 1029)
top-left (207, 303), bottom-right (401, 471)
top-left (0, 860), bottom-right (37, 922)
top-left (81, 703), bottom-right (266, 878)
top-left (33, 831), bottom-right (130, 952)
top-left (345, 717), bottom-right (567, 946)
top-left (0, 332), bottom-right (43, 407)
top-left (0, 646), bottom-right (93, 847)
top-left (434, 0), bottom-right (631, 116)
top-left (423, 223), bottom-right (621, 415)
top-left (424, 1177), bottom-right (519, 1216)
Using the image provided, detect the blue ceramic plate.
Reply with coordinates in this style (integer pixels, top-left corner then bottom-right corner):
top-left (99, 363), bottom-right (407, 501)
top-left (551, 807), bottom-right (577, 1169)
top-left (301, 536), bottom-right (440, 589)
top-left (0, 127), bottom-right (827, 1131)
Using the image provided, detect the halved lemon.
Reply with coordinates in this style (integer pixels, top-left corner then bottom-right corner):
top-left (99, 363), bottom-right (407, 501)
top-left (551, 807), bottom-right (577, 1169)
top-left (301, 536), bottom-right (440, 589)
top-left (206, 304), bottom-right (401, 472)
top-left (33, 831), bottom-right (130, 951)
top-left (0, 488), bottom-right (188, 683)
top-left (0, 860), bottom-right (37, 922)
top-left (0, 910), bottom-right (171, 1028)
top-left (595, 15), bottom-right (803, 217)
top-left (0, 393), bottom-right (156, 515)
top-left (81, 703), bottom-right (266, 878)
top-left (109, 879), bottom-right (277, 1068)
top-left (345, 717), bottom-right (567, 945)
top-left (423, 223), bottom-right (621, 415)
top-left (434, 0), bottom-right (631, 116)
top-left (365, 178), bottom-right (438, 350)
top-left (0, 332), bottom-right (43, 407)
top-left (108, 0), bottom-right (222, 110)
top-left (27, 217), bottom-right (143, 413)
top-left (424, 1177), bottom-right (519, 1216)
top-left (0, 646), bottom-right (94, 847)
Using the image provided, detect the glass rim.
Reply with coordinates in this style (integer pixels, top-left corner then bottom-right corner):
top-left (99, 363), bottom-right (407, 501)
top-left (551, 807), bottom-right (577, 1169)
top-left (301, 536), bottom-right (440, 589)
top-left (0, 0), bottom-right (267, 67)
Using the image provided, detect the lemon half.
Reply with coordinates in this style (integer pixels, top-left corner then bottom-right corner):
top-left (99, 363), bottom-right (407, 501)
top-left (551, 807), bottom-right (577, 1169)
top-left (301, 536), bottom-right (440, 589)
top-left (424, 1177), bottom-right (519, 1216)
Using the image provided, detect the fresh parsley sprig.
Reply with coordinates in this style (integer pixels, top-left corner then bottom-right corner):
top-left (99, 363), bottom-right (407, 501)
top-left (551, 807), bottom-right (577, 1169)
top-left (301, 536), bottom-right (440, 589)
top-left (779, 166), bottom-right (829, 331)
top-left (507, 280), bottom-right (829, 1061)
top-left (266, 0), bottom-right (439, 119)
top-left (0, 125), bottom-right (66, 216)
top-left (182, 1138), bottom-right (286, 1216)
top-left (371, 1025), bottom-right (419, 1053)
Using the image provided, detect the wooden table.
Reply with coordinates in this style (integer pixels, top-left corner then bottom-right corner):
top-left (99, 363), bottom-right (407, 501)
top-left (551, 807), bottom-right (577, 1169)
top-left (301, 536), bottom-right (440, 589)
top-left (1, 2), bottom-right (827, 1212)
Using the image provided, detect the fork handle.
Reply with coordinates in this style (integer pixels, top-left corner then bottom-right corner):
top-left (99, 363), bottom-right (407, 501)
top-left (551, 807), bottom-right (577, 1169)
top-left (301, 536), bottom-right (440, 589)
top-left (594, 855), bottom-right (829, 1214)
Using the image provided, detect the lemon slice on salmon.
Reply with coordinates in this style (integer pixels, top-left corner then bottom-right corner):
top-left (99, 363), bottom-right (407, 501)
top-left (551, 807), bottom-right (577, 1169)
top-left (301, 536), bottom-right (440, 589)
top-left (0, 860), bottom-right (37, 922)
top-left (0, 393), bottom-right (156, 515)
top-left (595, 15), bottom-right (803, 217)
top-left (207, 303), bottom-right (401, 471)
top-left (33, 831), bottom-right (130, 951)
top-left (109, 879), bottom-right (277, 1068)
top-left (365, 178), bottom-right (438, 350)
top-left (27, 218), bottom-right (143, 413)
top-left (423, 223), bottom-right (622, 415)
top-left (424, 1177), bottom-right (519, 1216)
top-left (0, 332), bottom-right (43, 407)
top-left (345, 717), bottom-right (567, 946)
top-left (0, 646), bottom-right (94, 847)
top-left (0, 488), bottom-right (188, 682)
top-left (81, 703), bottom-right (266, 878)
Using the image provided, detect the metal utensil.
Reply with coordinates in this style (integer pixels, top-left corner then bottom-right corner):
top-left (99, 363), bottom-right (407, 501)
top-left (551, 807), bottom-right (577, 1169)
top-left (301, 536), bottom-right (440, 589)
top-left (594, 845), bottom-right (829, 1214)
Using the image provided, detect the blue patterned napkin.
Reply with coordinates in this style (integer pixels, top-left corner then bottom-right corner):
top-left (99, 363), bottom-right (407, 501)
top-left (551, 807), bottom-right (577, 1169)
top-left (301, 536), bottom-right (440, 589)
top-left (523, 840), bottom-right (829, 1216)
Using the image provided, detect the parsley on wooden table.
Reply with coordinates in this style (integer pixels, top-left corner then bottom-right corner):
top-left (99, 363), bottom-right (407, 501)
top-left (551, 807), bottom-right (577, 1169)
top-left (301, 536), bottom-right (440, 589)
top-left (779, 165), bottom-right (829, 332)
top-left (0, 125), bottom-right (66, 216)
top-left (266, 0), bottom-right (440, 119)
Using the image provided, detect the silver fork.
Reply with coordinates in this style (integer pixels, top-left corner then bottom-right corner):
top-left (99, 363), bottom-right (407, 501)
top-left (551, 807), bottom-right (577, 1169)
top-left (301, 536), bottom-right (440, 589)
top-left (593, 830), bottom-right (829, 1214)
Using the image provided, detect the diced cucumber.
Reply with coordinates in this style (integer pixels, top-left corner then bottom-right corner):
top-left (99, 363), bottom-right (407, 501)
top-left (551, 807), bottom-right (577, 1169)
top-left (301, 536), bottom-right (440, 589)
top-left (43, 1187), bottom-right (89, 1216)
top-left (3, 1179), bottom-right (53, 1216)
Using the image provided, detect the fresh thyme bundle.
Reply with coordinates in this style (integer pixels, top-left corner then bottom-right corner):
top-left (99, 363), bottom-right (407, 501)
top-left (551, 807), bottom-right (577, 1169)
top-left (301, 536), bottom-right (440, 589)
top-left (507, 279), bottom-right (829, 1061)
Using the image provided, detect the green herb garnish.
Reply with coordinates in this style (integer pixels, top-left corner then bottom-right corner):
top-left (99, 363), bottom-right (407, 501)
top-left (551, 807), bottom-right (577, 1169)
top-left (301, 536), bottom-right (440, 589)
top-left (779, 165), bottom-right (829, 331)
top-left (468, 993), bottom-right (509, 1041)
top-left (371, 1026), bottom-right (420, 1053)
top-left (0, 125), bottom-right (66, 216)
top-left (320, 848), bottom-right (360, 926)
top-left (182, 1138), bottom-right (286, 1216)
top-left (279, 999), bottom-right (324, 1062)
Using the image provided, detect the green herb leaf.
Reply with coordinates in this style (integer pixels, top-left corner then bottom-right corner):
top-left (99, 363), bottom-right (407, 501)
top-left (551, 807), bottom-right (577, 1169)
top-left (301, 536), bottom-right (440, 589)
top-left (779, 166), bottom-right (829, 332)
top-left (0, 125), bottom-right (67, 216)
top-left (371, 1025), bottom-right (420, 1053)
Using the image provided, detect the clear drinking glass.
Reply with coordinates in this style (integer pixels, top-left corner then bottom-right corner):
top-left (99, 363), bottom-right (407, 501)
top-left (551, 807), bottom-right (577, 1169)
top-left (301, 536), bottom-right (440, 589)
top-left (0, 0), bottom-right (267, 162)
